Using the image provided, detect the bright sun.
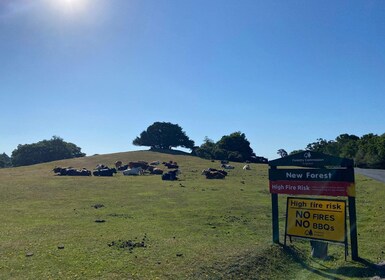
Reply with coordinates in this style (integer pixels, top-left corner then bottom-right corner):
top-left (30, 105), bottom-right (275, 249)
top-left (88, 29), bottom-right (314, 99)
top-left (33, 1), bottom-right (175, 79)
top-left (55, 0), bottom-right (88, 13)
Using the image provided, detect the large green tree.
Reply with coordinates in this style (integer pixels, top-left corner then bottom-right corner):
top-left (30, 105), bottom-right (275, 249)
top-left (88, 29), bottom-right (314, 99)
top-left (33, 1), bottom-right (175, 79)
top-left (217, 132), bottom-right (254, 162)
top-left (11, 136), bottom-right (85, 167)
top-left (195, 132), bottom-right (258, 162)
top-left (194, 137), bottom-right (227, 160)
top-left (355, 133), bottom-right (385, 168)
top-left (132, 122), bottom-right (195, 150)
top-left (277, 149), bottom-right (288, 158)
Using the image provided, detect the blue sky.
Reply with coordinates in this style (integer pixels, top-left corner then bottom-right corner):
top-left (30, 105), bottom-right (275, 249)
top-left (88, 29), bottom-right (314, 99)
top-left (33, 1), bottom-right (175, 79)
top-left (1, 0), bottom-right (384, 160)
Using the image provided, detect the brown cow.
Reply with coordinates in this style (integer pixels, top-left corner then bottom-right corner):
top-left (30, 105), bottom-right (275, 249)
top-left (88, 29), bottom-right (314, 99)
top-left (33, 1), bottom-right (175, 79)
top-left (128, 161), bottom-right (149, 170)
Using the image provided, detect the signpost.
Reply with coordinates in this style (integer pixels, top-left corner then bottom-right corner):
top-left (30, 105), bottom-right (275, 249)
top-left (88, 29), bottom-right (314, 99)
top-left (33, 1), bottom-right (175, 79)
top-left (268, 151), bottom-right (358, 260)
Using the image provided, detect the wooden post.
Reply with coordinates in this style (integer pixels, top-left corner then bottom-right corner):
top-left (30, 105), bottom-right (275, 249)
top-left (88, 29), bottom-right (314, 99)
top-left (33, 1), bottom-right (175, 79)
top-left (349, 196), bottom-right (359, 260)
top-left (310, 240), bottom-right (328, 259)
top-left (272, 193), bottom-right (279, 244)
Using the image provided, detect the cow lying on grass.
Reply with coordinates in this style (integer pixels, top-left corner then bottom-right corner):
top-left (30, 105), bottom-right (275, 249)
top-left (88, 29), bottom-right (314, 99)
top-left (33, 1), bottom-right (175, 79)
top-left (243, 164), bottom-right (251, 170)
top-left (53, 167), bottom-right (91, 176)
top-left (221, 164), bottom-right (234, 169)
top-left (129, 161), bottom-right (149, 170)
top-left (162, 169), bottom-right (180, 181)
top-left (202, 168), bottom-right (228, 179)
top-left (117, 164), bottom-right (129, 171)
top-left (150, 168), bottom-right (164, 175)
top-left (93, 165), bottom-right (117, 177)
top-left (122, 167), bottom-right (144, 176)
top-left (163, 161), bottom-right (179, 169)
top-left (115, 161), bottom-right (123, 169)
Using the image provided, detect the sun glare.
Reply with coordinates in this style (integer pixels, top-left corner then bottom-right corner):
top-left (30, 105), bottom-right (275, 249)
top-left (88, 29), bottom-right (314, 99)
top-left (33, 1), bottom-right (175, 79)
top-left (53, 0), bottom-right (89, 14)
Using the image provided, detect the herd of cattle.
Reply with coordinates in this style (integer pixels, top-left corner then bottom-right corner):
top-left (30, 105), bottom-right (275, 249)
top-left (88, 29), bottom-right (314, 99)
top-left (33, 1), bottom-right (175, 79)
top-left (52, 160), bottom-right (252, 181)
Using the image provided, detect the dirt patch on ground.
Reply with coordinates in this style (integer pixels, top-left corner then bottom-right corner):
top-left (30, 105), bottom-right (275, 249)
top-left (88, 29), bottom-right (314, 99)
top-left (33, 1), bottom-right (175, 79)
top-left (108, 234), bottom-right (148, 252)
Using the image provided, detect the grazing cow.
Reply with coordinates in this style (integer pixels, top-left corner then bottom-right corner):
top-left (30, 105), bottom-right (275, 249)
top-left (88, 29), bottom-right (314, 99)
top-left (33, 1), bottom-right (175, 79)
top-left (221, 164), bottom-right (235, 169)
top-left (150, 161), bottom-right (160, 166)
top-left (243, 164), bottom-right (251, 170)
top-left (221, 160), bottom-right (229, 164)
top-left (93, 168), bottom-right (117, 177)
top-left (161, 169), bottom-right (180, 181)
top-left (115, 161), bottom-right (123, 169)
top-left (122, 167), bottom-right (144, 176)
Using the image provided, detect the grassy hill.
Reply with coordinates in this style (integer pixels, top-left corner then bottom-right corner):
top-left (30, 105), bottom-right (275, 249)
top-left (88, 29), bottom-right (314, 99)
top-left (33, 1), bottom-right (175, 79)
top-left (0, 150), bottom-right (384, 279)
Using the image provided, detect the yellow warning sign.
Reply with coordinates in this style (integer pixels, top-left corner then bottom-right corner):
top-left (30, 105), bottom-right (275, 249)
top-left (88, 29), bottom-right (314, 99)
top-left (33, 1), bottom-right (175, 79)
top-left (286, 197), bottom-right (346, 243)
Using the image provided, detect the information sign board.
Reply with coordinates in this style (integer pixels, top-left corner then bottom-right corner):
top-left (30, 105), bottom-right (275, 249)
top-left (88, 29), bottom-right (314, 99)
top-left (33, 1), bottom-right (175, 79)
top-left (269, 168), bottom-right (355, 197)
top-left (285, 197), bottom-right (346, 243)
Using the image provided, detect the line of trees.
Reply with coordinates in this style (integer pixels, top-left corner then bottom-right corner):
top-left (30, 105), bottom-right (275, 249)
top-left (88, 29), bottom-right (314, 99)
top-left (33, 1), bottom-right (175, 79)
top-left (287, 133), bottom-right (385, 169)
top-left (3, 123), bottom-right (384, 168)
top-left (132, 122), bottom-right (266, 163)
top-left (1, 122), bottom-right (266, 168)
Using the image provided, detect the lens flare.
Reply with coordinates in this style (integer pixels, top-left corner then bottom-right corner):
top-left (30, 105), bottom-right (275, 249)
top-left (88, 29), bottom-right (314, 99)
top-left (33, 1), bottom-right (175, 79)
top-left (54, 0), bottom-right (89, 14)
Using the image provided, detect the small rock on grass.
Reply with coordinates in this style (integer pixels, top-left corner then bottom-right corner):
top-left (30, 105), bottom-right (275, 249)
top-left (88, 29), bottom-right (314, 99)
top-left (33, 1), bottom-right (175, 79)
top-left (26, 252), bottom-right (34, 257)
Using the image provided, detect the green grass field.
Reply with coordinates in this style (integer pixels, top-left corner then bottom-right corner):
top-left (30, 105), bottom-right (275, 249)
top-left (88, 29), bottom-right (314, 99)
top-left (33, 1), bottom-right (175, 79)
top-left (1, 150), bottom-right (384, 279)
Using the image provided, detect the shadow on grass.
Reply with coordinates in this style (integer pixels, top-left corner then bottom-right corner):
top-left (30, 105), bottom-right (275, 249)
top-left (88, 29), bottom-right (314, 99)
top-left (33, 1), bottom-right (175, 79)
top-left (281, 244), bottom-right (342, 280)
top-left (282, 244), bottom-right (385, 279)
top-left (189, 243), bottom-right (384, 279)
top-left (148, 148), bottom-right (192, 156)
top-left (325, 257), bottom-right (385, 279)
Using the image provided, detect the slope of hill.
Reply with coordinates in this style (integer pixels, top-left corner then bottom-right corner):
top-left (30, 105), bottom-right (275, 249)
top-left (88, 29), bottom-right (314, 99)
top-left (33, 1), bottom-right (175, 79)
top-left (0, 151), bottom-right (384, 279)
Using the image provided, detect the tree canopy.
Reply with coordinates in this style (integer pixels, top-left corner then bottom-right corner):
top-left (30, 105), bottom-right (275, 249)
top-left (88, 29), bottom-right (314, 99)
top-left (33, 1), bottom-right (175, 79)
top-left (217, 132), bottom-right (254, 162)
top-left (277, 149), bottom-right (288, 158)
top-left (194, 132), bottom-right (264, 163)
top-left (0, 153), bottom-right (11, 168)
top-left (132, 122), bottom-right (195, 150)
top-left (291, 133), bottom-right (385, 169)
top-left (11, 136), bottom-right (86, 167)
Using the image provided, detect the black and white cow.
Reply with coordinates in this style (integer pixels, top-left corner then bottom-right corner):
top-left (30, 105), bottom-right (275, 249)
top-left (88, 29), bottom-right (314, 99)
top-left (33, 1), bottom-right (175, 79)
top-left (93, 168), bottom-right (117, 177)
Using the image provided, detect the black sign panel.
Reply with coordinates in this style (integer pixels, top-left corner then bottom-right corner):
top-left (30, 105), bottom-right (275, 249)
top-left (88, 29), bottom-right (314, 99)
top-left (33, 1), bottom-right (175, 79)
top-left (269, 168), bottom-right (354, 182)
top-left (269, 151), bottom-right (354, 168)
